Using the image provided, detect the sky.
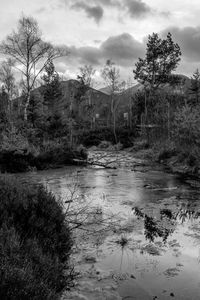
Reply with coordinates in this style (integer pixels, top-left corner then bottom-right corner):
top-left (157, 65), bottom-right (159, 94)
top-left (0, 0), bottom-right (200, 87)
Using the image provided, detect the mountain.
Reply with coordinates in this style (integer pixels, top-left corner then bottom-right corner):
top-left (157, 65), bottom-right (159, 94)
top-left (11, 75), bottom-right (192, 126)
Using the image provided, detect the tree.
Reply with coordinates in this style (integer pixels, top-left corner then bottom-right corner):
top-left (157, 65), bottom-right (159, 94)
top-left (133, 32), bottom-right (181, 136)
top-left (189, 69), bottom-right (200, 106)
top-left (79, 64), bottom-right (95, 88)
top-left (27, 90), bottom-right (44, 127)
top-left (0, 87), bottom-right (9, 130)
top-left (101, 60), bottom-right (124, 143)
top-left (41, 59), bottom-right (63, 137)
top-left (0, 59), bottom-right (18, 121)
top-left (0, 16), bottom-right (68, 121)
top-left (133, 32), bottom-right (181, 90)
top-left (41, 59), bottom-right (62, 109)
top-left (75, 65), bottom-right (96, 128)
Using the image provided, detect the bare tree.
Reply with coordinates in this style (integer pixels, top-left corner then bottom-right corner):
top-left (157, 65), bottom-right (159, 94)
top-left (78, 64), bottom-right (96, 87)
top-left (77, 65), bottom-right (96, 128)
top-left (102, 60), bottom-right (124, 143)
top-left (0, 15), bottom-right (68, 121)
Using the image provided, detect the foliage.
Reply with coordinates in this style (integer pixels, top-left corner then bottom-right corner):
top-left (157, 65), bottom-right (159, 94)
top-left (27, 90), bottom-right (45, 127)
top-left (0, 59), bottom-right (18, 103)
top-left (42, 59), bottom-right (62, 108)
top-left (0, 176), bottom-right (72, 299)
top-left (155, 141), bottom-right (177, 162)
top-left (189, 69), bottom-right (200, 105)
top-left (133, 32), bottom-right (181, 89)
top-left (0, 15), bottom-right (67, 120)
top-left (79, 65), bottom-right (95, 87)
top-left (79, 128), bottom-right (115, 147)
top-left (0, 128), bottom-right (87, 172)
top-left (173, 105), bottom-right (200, 147)
top-left (79, 127), bottom-right (135, 148)
top-left (35, 140), bottom-right (81, 170)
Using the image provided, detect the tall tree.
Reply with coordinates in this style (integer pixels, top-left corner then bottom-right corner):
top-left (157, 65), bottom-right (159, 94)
top-left (41, 59), bottom-right (62, 109)
top-left (0, 16), bottom-right (68, 121)
top-left (102, 60), bottom-right (124, 143)
top-left (133, 32), bottom-right (181, 90)
top-left (75, 65), bottom-right (96, 127)
top-left (133, 32), bottom-right (181, 127)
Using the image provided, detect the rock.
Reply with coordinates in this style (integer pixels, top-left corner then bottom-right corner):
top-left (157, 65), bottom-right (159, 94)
top-left (141, 244), bottom-right (162, 256)
top-left (163, 267), bottom-right (180, 277)
top-left (84, 254), bottom-right (97, 263)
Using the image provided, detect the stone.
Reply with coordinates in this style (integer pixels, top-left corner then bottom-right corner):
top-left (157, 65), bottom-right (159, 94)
top-left (84, 254), bottom-right (97, 263)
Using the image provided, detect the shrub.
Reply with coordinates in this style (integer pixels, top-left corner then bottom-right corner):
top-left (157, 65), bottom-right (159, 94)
top-left (0, 176), bottom-right (72, 299)
top-left (98, 140), bottom-right (113, 149)
top-left (79, 128), bottom-right (115, 146)
top-left (156, 142), bottom-right (177, 162)
top-left (173, 105), bottom-right (200, 147)
top-left (35, 140), bottom-right (87, 170)
top-left (79, 127), bottom-right (135, 148)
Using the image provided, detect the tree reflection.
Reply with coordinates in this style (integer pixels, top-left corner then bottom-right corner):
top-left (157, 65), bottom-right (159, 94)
top-left (133, 204), bottom-right (200, 243)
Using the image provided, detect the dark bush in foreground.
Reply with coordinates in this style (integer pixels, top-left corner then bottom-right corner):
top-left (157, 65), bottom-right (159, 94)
top-left (0, 137), bottom-right (88, 173)
top-left (0, 150), bottom-right (35, 172)
top-left (0, 177), bottom-right (72, 300)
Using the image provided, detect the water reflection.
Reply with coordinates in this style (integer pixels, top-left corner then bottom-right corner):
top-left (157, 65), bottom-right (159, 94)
top-left (133, 205), bottom-right (200, 243)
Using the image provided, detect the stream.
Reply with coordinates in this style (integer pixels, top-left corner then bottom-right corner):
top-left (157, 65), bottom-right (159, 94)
top-left (17, 151), bottom-right (200, 300)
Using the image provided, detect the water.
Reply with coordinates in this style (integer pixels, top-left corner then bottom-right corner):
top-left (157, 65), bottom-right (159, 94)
top-left (17, 163), bottom-right (200, 299)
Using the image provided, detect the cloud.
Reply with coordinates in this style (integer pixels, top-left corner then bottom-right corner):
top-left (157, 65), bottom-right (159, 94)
top-left (124, 0), bottom-right (152, 18)
top-left (71, 1), bottom-right (104, 23)
top-left (161, 26), bottom-right (200, 62)
top-left (60, 32), bottom-right (145, 72)
top-left (65, 45), bottom-right (102, 66)
top-left (35, 7), bottom-right (47, 14)
top-left (101, 33), bottom-right (145, 65)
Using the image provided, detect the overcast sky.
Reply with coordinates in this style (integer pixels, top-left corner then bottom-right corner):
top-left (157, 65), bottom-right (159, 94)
top-left (1, 0), bottom-right (200, 86)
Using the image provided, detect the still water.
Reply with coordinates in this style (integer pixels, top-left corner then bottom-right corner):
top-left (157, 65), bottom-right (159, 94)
top-left (18, 164), bottom-right (200, 299)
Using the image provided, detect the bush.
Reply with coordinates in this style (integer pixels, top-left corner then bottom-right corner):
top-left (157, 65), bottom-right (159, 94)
top-left (0, 177), bottom-right (72, 299)
top-left (177, 147), bottom-right (200, 167)
top-left (79, 127), bottom-right (136, 148)
top-left (35, 140), bottom-right (87, 170)
top-left (132, 139), bottom-right (149, 151)
top-left (79, 128), bottom-right (115, 147)
top-left (98, 140), bottom-right (113, 149)
top-left (173, 105), bottom-right (200, 147)
top-left (0, 131), bottom-right (87, 172)
top-left (156, 142), bottom-right (177, 162)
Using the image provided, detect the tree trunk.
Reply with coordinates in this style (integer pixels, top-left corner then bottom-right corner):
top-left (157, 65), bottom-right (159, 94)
top-left (24, 92), bottom-right (31, 121)
top-left (167, 101), bottom-right (170, 140)
top-left (113, 111), bottom-right (117, 144)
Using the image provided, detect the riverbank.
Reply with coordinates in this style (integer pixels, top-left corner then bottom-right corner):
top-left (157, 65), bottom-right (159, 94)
top-left (89, 136), bottom-right (200, 181)
top-left (128, 142), bottom-right (200, 183)
top-left (0, 142), bottom-right (87, 173)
